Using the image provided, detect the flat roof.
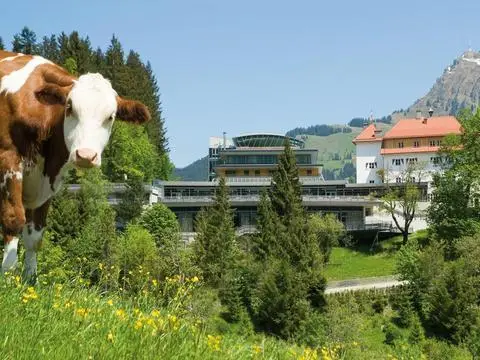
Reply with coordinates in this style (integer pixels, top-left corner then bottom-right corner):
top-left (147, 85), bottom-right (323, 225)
top-left (154, 179), bottom-right (347, 187)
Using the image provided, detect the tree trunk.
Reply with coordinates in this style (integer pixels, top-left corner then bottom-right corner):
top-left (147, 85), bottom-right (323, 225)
top-left (402, 231), bottom-right (409, 245)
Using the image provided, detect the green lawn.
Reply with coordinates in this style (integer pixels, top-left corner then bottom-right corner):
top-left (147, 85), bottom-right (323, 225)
top-left (325, 237), bottom-right (401, 281)
top-left (325, 231), bottom-right (428, 281)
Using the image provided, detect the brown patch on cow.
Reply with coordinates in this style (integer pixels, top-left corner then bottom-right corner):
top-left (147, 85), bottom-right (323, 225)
top-left (116, 96), bottom-right (151, 124)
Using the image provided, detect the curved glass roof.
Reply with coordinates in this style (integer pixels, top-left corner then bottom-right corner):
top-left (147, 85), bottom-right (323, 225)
top-left (232, 133), bottom-right (304, 148)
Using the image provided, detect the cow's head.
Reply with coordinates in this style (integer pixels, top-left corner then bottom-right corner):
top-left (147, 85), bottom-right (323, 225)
top-left (36, 72), bottom-right (150, 168)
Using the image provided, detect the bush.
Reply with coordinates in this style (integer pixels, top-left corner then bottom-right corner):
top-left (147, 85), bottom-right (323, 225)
top-left (116, 224), bottom-right (160, 293)
top-left (139, 203), bottom-right (181, 249)
top-left (383, 322), bottom-right (402, 345)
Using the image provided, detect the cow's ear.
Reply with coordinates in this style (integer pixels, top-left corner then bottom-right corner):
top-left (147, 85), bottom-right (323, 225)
top-left (35, 84), bottom-right (68, 106)
top-left (116, 96), bottom-right (151, 124)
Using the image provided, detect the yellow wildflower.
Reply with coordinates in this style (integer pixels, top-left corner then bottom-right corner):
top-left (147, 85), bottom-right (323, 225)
top-left (134, 320), bottom-right (143, 330)
top-left (107, 299), bottom-right (113, 306)
top-left (75, 308), bottom-right (89, 318)
top-left (107, 332), bottom-right (114, 343)
top-left (22, 287), bottom-right (39, 303)
top-left (151, 309), bottom-right (161, 318)
top-left (191, 276), bottom-right (199, 283)
top-left (115, 309), bottom-right (127, 321)
top-left (152, 279), bottom-right (158, 287)
top-left (252, 344), bottom-right (262, 355)
top-left (206, 335), bottom-right (221, 352)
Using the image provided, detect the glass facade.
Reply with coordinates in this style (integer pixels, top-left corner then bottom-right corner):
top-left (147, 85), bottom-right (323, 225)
top-left (218, 154), bottom-right (312, 165)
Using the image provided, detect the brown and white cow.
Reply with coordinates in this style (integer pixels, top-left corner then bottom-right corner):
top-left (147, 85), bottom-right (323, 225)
top-left (0, 50), bottom-right (150, 278)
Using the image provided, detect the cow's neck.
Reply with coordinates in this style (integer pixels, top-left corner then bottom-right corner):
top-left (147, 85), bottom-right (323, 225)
top-left (40, 122), bottom-right (70, 189)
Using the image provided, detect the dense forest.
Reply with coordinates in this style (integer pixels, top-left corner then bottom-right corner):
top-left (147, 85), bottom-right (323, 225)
top-left (0, 27), bottom-right (173, 183)
top-left (285, 124), bottom-right (352, 138)
top-left (348, 115), bottom-right (392, 128)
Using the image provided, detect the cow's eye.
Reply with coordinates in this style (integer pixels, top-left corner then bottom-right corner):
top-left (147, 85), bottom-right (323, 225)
top-left (65, 100), bottom-right (73, 116)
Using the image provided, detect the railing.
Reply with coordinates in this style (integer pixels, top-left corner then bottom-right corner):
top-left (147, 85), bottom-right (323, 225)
top-left (235, 225), bottom-right (258, 236)
top-left (160, 194), bottom-right (379, 203)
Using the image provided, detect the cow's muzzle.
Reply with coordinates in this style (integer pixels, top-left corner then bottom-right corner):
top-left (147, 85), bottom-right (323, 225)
top-left (75, 148), bottom-right (98, 168)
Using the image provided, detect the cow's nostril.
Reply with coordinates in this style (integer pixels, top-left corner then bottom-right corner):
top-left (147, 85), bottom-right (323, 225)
top-left (76, 148), bottom-right (97, 162)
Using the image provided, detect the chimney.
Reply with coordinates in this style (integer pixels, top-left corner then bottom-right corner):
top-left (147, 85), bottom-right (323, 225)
top-left (223, 131), bottom-right (227, 149)
top-left (416, 110), bottom-right (422, 119)
top-left (428, 108), bottom-right (434, 117)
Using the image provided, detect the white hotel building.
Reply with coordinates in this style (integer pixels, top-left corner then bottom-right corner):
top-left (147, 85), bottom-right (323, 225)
top-left (353, 114), bottom-right (461, 190)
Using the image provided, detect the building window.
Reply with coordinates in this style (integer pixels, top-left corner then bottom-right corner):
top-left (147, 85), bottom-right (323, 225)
top-left (429, 140), bottom-right (436, 146)
top-left (412, 177), bottom-right (416, 183)
top-left (268, 170), bottom-right (276, 176)
top-left (369, 180), bottom-right (375, 184)
top-left (366, 162), bottom-right (378, 169)
top-left (307, 169), bottom-right (313, 175)
top-left (225, 170), bottom-right (236, 176)
top-left (398, 142), bottom-right (404, 148)
top-left (395, 177), bottom-right (402, 183)
top-left (413, 140), bottom-right (420, 147)
top-left (243, 170), bottom-right (249, 176)
top-left (394, 159), bottom-right (402, 166)
top-left (254, 170), bottom-right (260, 176)
top-left (436, 140), bottom-right (442, 146)
top-left (431, 157), bottom-right (441, 166)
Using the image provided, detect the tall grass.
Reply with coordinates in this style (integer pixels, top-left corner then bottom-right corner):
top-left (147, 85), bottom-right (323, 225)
top-left (0, 273), bottom-right (329, 360)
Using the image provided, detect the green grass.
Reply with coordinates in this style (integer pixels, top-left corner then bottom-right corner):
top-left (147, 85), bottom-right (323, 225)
top-left (325, 231), bottom-right (429, 281)
top-left (324, 237), bottom-right (402, 281)
top-left (0, 276), bottom-right (305, 360)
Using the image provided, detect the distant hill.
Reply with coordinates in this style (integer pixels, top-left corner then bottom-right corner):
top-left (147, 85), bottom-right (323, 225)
top-left (173, 156), bottom-right (208, 181)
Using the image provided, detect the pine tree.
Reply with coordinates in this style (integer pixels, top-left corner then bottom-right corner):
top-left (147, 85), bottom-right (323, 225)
top-left (269, 140), bottom-right (303, 220)
top-left (105, 35), bottom-right (128, 95)
top-left (12, 26), bottom-right (38, 54)
top-left (92, 47), bottom-right (106, 75)
top-left (194, 177), bottom-right (236, 285)
top-left (38, 35), bottom-right (60, 63)
top-left (253, 190), bottom-right (279, 260)
top-left (0, 37), bottom-right (5, 50)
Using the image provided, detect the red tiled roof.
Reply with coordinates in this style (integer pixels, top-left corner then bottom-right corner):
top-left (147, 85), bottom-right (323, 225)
top-left (383, 116), bottom-right (461, 139)
top-left (380, 146), bottom-right (440, 155)
top-left (352, 124), bottom-right (383, 143)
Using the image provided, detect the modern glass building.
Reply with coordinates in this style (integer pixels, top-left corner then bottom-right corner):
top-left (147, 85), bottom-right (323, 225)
top-left (209, 133), bottom-right (322, 181)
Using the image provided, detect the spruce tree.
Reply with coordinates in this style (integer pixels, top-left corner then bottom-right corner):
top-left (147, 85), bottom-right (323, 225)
top-left (12, 27), bottom-right (38, 54)
top-left (194, 177), bottom-right (236, 286)
top-left (253, 190), bottom-right (279, 260)
top-left (0, 37), bottom-right (5, 50)
top-left (38, 35), bottom-right (60, 63)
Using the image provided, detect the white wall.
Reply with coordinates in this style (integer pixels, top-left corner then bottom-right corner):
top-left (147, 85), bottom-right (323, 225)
top-left (355, 142), bottom-right (383, 184)
top-left (383, 153), bottom-right (443, 191)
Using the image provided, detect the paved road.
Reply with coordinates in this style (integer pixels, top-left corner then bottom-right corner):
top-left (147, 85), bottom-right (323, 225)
top-left (325, 275), bottom-right (406, 294)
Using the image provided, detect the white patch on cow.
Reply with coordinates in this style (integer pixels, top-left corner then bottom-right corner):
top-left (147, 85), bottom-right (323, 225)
top-left (2, 237), bottom-right (19, 273)
top-left (0, 53), bottom-right (25, 63)
top-left (0, 55), bottom-right (52, 94)
top-left (63, 73), bottom-right (117, 167)
top-left (22, 156), bottom-right (69, 209)
top-left (22, 222), bottom-right (44, 277)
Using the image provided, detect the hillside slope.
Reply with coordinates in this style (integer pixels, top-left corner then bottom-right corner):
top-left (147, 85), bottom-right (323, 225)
top-left (173, 156), bottom-right (208, 181)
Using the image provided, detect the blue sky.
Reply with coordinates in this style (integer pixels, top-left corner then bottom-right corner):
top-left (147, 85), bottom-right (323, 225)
top-left (3, 0), bottom-right (480, 167)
